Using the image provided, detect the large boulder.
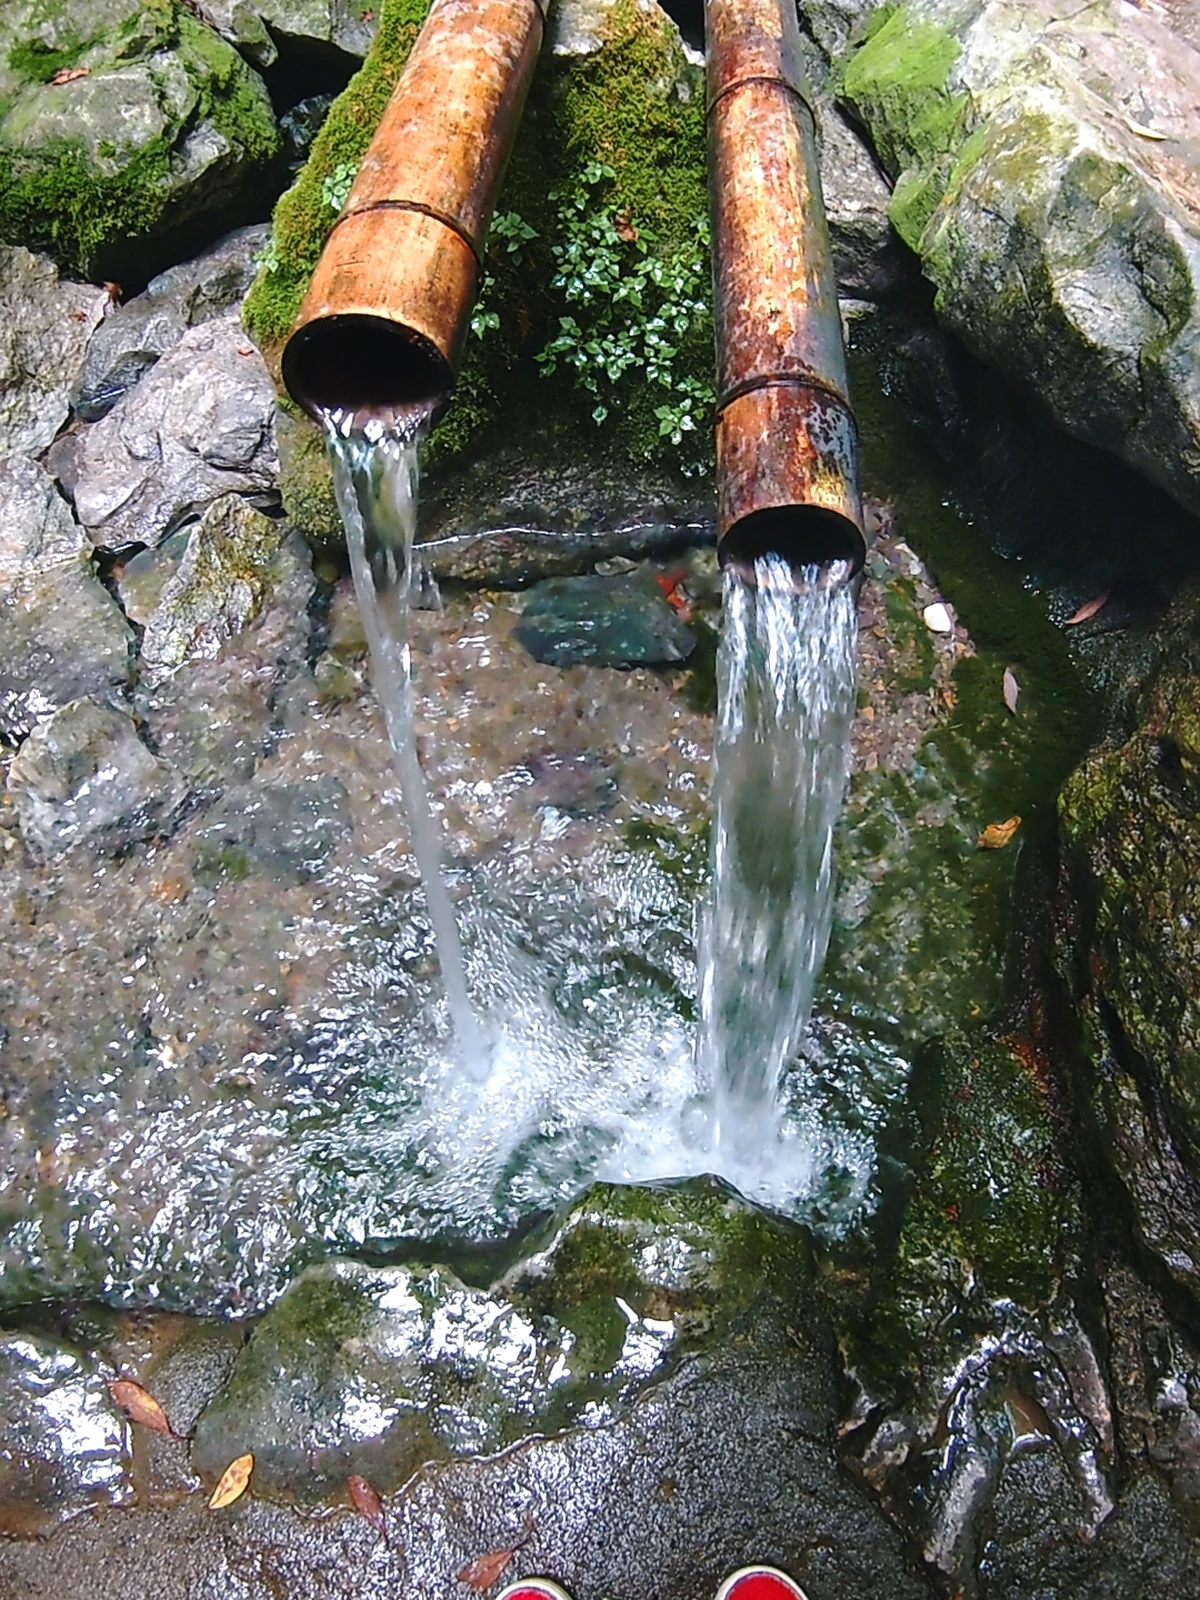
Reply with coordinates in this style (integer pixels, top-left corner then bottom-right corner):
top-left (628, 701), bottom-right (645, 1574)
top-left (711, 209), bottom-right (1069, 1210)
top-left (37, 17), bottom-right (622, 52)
top-left (71, 314), bottom-right (279, 552)
top-left (1056, 594), bottom-right (1200, 1314)
top-left (834, 0), bottom-right (1200, 519)
top-left (0, 0), bottom-right (280, 280)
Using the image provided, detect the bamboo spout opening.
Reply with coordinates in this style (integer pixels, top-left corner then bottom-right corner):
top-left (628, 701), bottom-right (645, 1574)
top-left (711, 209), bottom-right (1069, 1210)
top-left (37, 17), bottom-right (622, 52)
top-left (720, 505), bottom-right (865, 585)
top-left (282, 314), bottom-right (452, 430)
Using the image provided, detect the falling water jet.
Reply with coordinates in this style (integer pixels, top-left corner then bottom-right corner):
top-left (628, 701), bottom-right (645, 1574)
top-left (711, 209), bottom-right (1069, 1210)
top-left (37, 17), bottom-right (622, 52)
top-left (697, 554), bottom-right (857, 1147)
top-left (324, 405), bottom-right (484, 1065)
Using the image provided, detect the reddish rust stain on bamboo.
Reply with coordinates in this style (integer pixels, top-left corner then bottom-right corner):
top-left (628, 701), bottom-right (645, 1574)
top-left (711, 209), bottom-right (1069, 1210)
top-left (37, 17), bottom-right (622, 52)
top-left (707, 0), bottom-right (864, 577)
top-left (283, 0), bottom-right (546, 427)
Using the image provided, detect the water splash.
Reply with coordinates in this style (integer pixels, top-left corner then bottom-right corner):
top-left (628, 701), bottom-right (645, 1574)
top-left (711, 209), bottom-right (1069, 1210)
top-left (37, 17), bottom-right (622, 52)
top-left (324, 409), bottom-right (481, 1059)
top-left (698, 555), bottom-right (858, 1146)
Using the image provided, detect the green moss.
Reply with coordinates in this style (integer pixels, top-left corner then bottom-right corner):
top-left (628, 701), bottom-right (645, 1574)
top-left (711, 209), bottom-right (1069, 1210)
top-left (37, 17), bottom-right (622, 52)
top-left (242, 0), bottom-right (432, 347)
top-left (176, 12), bottom-right (279, 167)
top-left (836, 6), bottom-right (967, 175)
top-left (850, 1030), bottom-right (1082, 1399)
top-left (0, 134), bottom-right (174, 274)
top-left (7, 36), bottom-right (84, 86)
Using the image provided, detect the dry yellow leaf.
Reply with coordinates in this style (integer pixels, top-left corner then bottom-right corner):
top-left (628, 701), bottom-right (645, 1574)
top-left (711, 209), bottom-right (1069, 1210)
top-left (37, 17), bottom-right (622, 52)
top-left (978, 815), bottom-right (1021, 850)
top-left (209, 1452), bottom-right (254, 1509)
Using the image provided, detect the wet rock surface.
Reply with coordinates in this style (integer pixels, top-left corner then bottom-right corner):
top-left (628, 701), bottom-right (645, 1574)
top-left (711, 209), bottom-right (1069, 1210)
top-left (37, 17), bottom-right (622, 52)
top-left (1056, 591), bottom-right (1200, 1313)
top-left (189, 1179), bottom-right (811, 1501)
top-left (137, 494), bottom-right (303, 682)
top-left (8, 698), bottom-right (189, 858)
top-left (0, 1330), bottom-right (132, 1537)
top-left (0, 456), bottom-right (134, 740)
top-left (0, 247), bottom-right (108, 458)
top-left (71, 315), bottom-right (280, 552)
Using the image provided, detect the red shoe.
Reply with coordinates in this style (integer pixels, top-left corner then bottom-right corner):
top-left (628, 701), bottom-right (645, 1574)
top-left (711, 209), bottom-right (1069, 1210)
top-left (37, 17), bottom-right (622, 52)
top-left (495, 1582), bottom-right (574, 1600)
top-left (715, 1567), bottom-right (810, 1600)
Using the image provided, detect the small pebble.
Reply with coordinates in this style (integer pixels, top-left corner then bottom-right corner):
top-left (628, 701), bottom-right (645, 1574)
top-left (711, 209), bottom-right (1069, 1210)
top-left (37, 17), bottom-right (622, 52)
top-left (922, 602), bottom-right (953, 634)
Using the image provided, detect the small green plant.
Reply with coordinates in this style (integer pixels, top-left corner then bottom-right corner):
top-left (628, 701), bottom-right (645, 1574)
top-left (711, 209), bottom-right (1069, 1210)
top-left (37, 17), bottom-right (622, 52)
top-left (530, 162), bottom-right (714, 473)
top-left (320, 160), bottom-right (358, 213)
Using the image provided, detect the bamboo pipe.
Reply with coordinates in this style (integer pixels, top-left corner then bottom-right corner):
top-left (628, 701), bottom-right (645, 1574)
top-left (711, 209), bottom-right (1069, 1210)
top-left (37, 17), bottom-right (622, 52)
top-left (706, 0), bottom-right (865, 580)
top-left (282, 0), bottom-right (546, 431)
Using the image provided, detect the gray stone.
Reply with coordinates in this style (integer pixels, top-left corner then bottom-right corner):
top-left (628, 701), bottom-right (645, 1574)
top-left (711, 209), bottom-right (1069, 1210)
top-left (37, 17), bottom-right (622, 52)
top-left (0, 3), bottom-right (279, 280)
top-left (0, 247), bottom-right (107, 458)
top-left (835, 0), bottom-right (1200, 518)
top-left (819, 103), bottom-right (910, 300)
top-left (199, 0), bottom-right (377, 61)
top-left (514, 572), bottom-right (696, 667)
top-left (0, 457), bottom-right (133, 740)
top-left (73, 225), bottom-right (271, 422)
top-left (9, 698), bottom-right (188, 858)
top-left (138, 494), bottom-right (298, 682)
top-left (72, 315), bottom-right (279, 553)
top-left (0, 1331), bottom-right (132, 1539)
top-left (193, 774), bottom-right (353, 884)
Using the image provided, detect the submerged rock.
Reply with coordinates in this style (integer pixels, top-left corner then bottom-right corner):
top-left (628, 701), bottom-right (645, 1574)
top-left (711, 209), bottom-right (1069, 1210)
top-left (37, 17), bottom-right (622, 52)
top-left (0, 457), bottom-right (133, 741)
top-left (514, 573), bottom-right (695, 668)
top-left (72, 315), bottom-right (279, 553)
top-left (9, 698), bottom-right (188, 858)
top-left (193, 773), bottom-right (353, 884)
top-left (0, 1331), bottom-right (132, 1538)
top-left (138, 494), bottom-right (301, 681)
top-left (0, 1), bottom-right (280, 280)
top-left (72, 224), bottom-right (270, 422)
top-left (0, 246), bottom-right (107, 458)
top-left (834, 0), bottom-right (1200, 518)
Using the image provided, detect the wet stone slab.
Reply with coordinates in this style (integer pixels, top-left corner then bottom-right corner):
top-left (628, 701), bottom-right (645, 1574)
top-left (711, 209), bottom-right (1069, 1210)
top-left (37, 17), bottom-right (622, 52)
top-left (0, 1331), bottom-right (132, 1537)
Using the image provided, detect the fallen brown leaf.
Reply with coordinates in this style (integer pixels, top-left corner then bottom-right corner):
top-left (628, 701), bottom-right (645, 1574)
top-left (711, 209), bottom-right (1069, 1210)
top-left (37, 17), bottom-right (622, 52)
top-left (209, 1452), bottom-right (254, 1509)
top-left (614, 212), bottom-right (639, 243)
top-left (978, 815), bottom-right (1021, 850)
top-left (107, 1379), bottom-right (173, 1436)
top-left (49, 66), bottom-right (89, 85)
top-left (348, 1474), bottom-right (387, 1541)
top-left (102, 281), bottom-right (122, 303)
top-left (1002, 666), bottom-right (1019, 714)
top-left (1064, 591), bottom-right (1109, 626)
top-left (237, 346), bottom-right (254, 356)
top-left (457, 1549), bottom-right (517, 1590)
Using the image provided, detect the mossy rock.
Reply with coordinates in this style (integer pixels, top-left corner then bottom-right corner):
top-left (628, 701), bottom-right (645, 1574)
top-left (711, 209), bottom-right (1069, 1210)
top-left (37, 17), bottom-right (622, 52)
top-left (0, 0), bottom-right (280, 279)
top-left (190, 1177), bottom-right (814, 1502)
top-left (833, 0), bottom-right (1200, 521)
top-left (1057, 589), bottom-right (1200, 1312)
top-left (245, 0), bottom-right (712, 476)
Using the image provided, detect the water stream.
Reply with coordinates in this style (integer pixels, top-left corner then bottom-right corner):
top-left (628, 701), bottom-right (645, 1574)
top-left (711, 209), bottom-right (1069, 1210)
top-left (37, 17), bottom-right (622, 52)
top-left (324, 414), bottom-right (859, 1174)
top-left (324, 412), bottom-right (483, 1062)
top-left (697, 556), bottom-right (857, 1145)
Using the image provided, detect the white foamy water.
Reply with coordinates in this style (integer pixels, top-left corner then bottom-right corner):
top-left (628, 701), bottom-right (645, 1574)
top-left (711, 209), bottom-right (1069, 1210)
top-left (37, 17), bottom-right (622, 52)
top-left (697, 555), bottom-right (858, 1151)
